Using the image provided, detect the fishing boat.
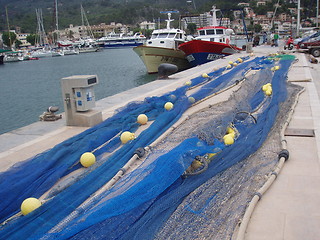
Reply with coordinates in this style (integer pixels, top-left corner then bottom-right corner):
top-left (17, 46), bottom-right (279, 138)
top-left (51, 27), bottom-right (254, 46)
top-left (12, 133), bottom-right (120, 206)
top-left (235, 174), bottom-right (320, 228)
top-left (178, 6), bottom-right (242, 67)
top-left (0, 49), bottom-right (12, 64)
top-left (97, 32), bottom-right (146, 48)
top-left (133, 12), bottom-right (190, 74)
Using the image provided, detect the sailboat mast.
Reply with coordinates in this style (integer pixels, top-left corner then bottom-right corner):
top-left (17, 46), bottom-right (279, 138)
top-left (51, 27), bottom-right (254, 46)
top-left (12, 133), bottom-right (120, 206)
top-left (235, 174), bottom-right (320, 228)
top-left (80, 4), bottom-right (94, 39)
top-left (55, 0), bottom-right (59, 31)
top-left (81, 4), bottom-right (85, 27)
top-left (5, 6), bottom-right (12, 48)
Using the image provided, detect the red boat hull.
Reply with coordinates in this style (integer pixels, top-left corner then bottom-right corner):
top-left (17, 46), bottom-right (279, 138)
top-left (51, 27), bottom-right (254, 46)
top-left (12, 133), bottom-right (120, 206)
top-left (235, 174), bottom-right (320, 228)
top-left (179, 40), bottom-right (242, 66)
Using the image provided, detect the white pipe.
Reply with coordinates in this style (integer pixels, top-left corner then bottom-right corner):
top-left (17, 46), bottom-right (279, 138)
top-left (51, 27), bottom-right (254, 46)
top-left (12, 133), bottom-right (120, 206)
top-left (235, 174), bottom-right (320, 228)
top-left (234, 86), bottom-right (305, 240)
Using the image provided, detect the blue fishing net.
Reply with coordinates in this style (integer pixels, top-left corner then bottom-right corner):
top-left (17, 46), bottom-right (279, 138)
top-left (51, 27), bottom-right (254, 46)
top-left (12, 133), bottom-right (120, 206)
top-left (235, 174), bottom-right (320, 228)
top-left (0, 55), bottom-right (294, 240)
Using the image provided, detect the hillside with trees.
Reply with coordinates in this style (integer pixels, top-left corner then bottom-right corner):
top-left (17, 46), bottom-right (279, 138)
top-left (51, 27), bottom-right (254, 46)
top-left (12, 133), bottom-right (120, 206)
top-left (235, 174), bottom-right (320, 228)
top-left (0, 0), bottom-right (317, 34)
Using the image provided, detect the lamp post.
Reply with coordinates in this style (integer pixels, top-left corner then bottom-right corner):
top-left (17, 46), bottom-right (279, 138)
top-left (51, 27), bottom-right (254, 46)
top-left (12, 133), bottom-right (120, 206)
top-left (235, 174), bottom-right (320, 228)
top-left (297, 0), bottom-right (300, 36)
top-left (317, 0), bottom-right (319, 28)
top-left (291, 16), bottom-right (294, 37)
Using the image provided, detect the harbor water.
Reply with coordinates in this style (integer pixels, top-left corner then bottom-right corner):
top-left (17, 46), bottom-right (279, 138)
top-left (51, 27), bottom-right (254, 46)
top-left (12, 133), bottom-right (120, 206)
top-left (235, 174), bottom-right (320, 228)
top-left (0, 48), bottom-right (157, 135)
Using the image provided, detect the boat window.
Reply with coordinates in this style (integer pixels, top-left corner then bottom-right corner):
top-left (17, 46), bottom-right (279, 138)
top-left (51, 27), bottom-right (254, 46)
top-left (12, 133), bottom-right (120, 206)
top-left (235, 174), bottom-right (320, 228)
top-left (160, 41), bottom-right (165, 44)
top-left (199, 30), bottom-right (205, 35)
top-left (206, 29), bottom-right (215, 35)
top-left (168, 33), bottom-right (176, 38)
top-left (210, 38), bottom-right (215, 42)
top-left (216, 29), bottom-right (224, 34)
top-left (159, 33), bottom-right (169, 38)
top-left (151, 34), bottom-right (157, 39)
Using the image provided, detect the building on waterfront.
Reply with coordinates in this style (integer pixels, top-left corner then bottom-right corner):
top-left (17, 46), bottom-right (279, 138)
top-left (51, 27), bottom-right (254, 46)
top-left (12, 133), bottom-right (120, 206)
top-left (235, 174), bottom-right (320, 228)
top-left (58, 22), bottom-right (132, 40)
top-left (139, 21), bottom-right (156, 30)
top-left (181, 10), bottom-right (231, 30)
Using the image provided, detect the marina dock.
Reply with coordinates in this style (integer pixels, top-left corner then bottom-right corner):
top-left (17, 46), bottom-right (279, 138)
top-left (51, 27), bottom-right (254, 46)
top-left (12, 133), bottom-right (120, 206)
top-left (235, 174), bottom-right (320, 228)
top-left (0, 44), bottom-right (319, 239)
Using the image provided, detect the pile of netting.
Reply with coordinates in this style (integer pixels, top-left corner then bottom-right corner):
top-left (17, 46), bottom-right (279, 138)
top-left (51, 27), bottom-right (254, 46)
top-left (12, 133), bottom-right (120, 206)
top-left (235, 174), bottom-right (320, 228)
top-left (0, 55), bottom-right (300, 240)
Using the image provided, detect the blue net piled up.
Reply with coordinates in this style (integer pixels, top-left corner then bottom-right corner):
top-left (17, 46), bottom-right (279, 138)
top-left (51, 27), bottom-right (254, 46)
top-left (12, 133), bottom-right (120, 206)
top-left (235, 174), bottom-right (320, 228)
top-left (0, 55), bottom-right (296, 240)
top-left (48, 57), bottom-right (294, 240)
top-left (0, 63), bottom-right (227, 223)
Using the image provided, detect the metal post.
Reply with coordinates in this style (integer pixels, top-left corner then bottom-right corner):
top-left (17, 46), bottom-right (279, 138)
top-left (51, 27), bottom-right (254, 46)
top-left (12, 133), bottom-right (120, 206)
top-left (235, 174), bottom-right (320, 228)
top-left (297, 0), bottom-right (300, 36)
top-left (317, 0), bottom-right (319, 28)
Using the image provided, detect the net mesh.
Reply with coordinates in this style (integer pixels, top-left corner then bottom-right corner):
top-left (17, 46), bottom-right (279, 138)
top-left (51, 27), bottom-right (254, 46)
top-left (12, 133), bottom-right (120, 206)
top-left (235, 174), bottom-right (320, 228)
top-left (0, 55), bottom-right (302, 240)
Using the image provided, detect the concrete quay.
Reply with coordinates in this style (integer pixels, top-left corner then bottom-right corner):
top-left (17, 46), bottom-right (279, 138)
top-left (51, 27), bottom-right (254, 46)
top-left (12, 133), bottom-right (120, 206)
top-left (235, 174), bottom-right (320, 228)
top-left (0, 44), bottom-right (319, 239)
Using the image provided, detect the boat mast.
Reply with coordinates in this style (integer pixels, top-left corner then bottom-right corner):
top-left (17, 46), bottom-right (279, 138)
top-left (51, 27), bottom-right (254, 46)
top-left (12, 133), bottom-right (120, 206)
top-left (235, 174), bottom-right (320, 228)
top-left (55, 0), bottom-right (59, 32)
top-left (5, 6), bottom-right (12, 49)
top-left (160, 10), bottom-right (179, 29)
top-left (210, 6), bottom-right (219, 27)
top-left (35, 8), bottom-right (48, 47)
top-left (166, 13), bottom-right (174, 29)
top-left (80, 4), bottom-right (94, 39)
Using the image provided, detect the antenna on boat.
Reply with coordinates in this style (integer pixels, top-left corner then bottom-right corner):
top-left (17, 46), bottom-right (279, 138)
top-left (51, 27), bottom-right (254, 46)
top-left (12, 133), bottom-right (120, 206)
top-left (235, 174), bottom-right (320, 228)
top-left (160, 10), bottom-right (179, 29)
top-left (210, 5), bottom-right (219, 27)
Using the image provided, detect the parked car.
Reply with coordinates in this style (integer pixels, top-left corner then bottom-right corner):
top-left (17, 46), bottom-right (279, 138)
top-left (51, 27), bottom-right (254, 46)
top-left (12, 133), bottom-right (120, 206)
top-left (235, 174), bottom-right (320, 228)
top-left (296, 31), bottom-right (320, 57)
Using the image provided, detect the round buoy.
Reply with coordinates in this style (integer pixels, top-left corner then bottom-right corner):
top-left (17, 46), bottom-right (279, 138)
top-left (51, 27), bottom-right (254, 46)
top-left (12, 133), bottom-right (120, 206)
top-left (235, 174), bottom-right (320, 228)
top-left (164, 102), bottom-right (174, 111)
top-left (226, 64), bottom-right (232, 69)
top-left (265, 89), bottom-right (272, 96)
top-left (184, 81), bottom-right (192, 86)
top-left (137, 114), bottom-right (148, 125)
top-left (80, 152), bottom-right (96, 167)
top-left (226, 127), bottom-right (236, 138)
top-left (227, 127), bottom-right (234, 134)
top-left (262, 84), bottom-right (268, 91)
top-left (21, 198), bottom-right (41, 215)
top-left (233, 62), bottom-right (238, 67)
top-left (188, 97), bottom-right (196, 104)
top-left (191, 160), bottom-right (202, 170)
top-left (120, 131), bottom-right (135, 144)
top-left (274, 65), bottom-right (280, 70)
top-left (237, 58), bottom-right (243, 63)
top-left (202, 73), bottom-right (209, 78)
top-left (223, 134), bottom-right (234, 145)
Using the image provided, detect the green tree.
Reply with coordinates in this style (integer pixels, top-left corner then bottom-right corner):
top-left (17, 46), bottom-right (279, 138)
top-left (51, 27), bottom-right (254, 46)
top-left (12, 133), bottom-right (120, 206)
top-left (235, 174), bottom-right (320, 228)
top-left (26, 34), bottom-right (36, 45)
top-left (187, 23), bottom-right (197, 35)
top-left (15, 39), bottom-right (22, 48)
top-left (2, 32), bottom-right (17, 48)
top-left (254, 24), bottom-right (262, 33)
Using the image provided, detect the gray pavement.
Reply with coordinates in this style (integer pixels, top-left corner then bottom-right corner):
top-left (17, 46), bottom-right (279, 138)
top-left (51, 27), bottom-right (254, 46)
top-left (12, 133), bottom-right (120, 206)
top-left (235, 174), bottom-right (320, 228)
top-left (0, 44), bottom-right (319, 239)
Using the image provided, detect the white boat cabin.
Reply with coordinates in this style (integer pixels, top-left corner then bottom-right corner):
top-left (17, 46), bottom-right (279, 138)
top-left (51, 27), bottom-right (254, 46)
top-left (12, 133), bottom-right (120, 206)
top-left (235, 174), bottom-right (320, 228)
top-left (146, 13), bottom-right (186, 49)
top-left (195, 26), bottom-right (234, 44)
top-left (147, 29), bottom-right (186, 49)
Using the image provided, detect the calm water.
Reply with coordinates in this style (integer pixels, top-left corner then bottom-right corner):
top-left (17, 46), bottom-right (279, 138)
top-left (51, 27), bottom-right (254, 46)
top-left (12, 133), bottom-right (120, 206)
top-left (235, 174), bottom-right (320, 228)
top-left (0, 48), bottom-right (157, 135)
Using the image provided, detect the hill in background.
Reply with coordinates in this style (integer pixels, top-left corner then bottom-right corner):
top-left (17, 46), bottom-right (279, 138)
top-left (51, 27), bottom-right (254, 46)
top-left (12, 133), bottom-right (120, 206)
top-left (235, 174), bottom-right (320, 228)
top-left (0, 0), bottom-right (317, 34)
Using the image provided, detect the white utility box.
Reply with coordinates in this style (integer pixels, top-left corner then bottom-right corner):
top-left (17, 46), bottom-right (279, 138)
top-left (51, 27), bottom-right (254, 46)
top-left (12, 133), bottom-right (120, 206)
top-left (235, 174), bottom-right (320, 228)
top-left (61, 75), bottom-right (102, 127)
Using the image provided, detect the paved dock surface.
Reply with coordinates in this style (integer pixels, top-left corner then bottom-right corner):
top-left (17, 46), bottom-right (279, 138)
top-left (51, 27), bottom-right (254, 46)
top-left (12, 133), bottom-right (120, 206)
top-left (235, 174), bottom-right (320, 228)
top-left (0, 44), bottom-right (319, 239)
